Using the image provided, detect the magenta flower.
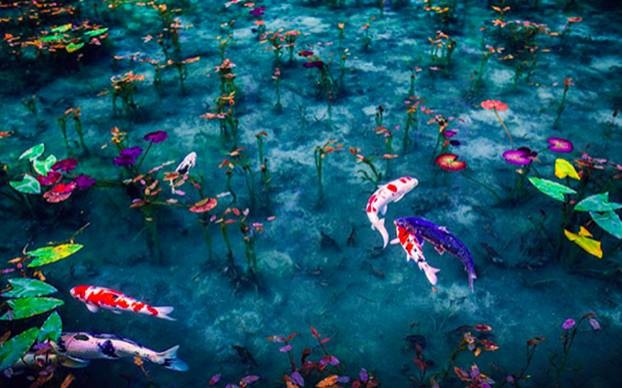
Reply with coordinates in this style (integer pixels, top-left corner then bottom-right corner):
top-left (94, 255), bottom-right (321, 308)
top-left (73, 174), bottom-right (96, 190)
top-left (502, 147), bottom-right (537, 166)
top-left (113, 146), bottom-right (142, 166)
top-left (239, 375), bottom-right (259, 385)
top-left (443, 129), bottom-right (458, 138)
top-left (52, 158), bottom-right (78, 172)
top-left (589, 317), bottom-right (601, 331)
top-left (143, 130), bottom-right (168, 143)
top-left (37, 171), bottom-right (62, 186)
top-left (249, 6), bottom-right (265, 17)
top-left (547, 137), bottom-right (574, 153)
top-left (279, 344), bottom-right (292, 352)
top-left (562, 318), bottom-right (576, 330)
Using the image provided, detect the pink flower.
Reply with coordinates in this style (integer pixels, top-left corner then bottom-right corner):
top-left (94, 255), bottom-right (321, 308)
top-left (481, 99), bottom-right (508, 111)
top-left (567, 17), bottom-right (583, 23)
top-left (37, 171), bottom-right (62, 186)
top-left (502, 147), bottom-right (537, 166)
top-left (52, 158), bottom-right (78, 172)
top-left (588, 317), bottom-right (601, 331)
top-left (562, 318), bottom-right (576, 330)
top-left (547, 137), bottom-right (573, 153)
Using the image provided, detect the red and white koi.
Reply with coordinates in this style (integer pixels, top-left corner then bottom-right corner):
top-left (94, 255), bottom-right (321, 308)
top-left (70, 285), bottom-right (175, 321)
top-left (391, 223), bottom-right (441, 285)
top-left (168, 152), bottom-right (197, 195)
top-left (365, 176), bottom-right (419, 248)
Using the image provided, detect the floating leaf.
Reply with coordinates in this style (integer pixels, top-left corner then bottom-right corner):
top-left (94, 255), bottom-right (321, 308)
top-left (2, 278), bottom-right (57, 298)
top-left (590, 211), bottom-right (622, 239)
top-left (27, 243), bottom-right (84, 268)
top-left (575, 192), bottom-right (622, 212)
top-left (316, 375), bottom-right (339, 388)
top-left (41, 34), bottom-right (64, 43)
top-left (9, 174), bottom-right (41, 194)
top-left (528, 177), bottom-right (576, 202)
top-left (555, 158), bottom-right (581, 180)
top-left (564, 227), bottom-right (603, 259)
top-left (66, 42), bottom-right (85, 53)
top-left (33, 154), bottom-right (58, 176)
top-left (38, 311), bottom-right (62, 342)
top-left (0, 327), bottom-right (39, 370)
top-left (0, 297), bottom-right (64, 320)
top-left (84, 28), bottom-right (109, 38)
top-left (51, 24), bottom-right (72, 33)
top-left (18, 143), bottom-right (45, 161)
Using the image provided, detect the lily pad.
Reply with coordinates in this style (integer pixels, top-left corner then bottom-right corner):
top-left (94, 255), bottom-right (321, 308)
top-left (41, 34), bottom-right (64, 43)
top-left (0, 297), bottom-right (64, 320)
top-left (0, 327), bottom-right (39, 370)
top-left (590, 211), bottom-right (622, 239)
top-left (27, 243), bottom-right (84, 268)
top-left (51, 23), bottom-right (72, 33)
top-left (1, 278), bottom-right (57, 298)
top-left (575, 192), bottom-right (622, 212)
top-left (85, 28), bottom-right (109, 38)
top-left (18, 143), bottom-right (45, 161)
top-left (37, 312), bottom-right (62, 342)
top-left (66, 42), bottom-right (85, 53)
top-left (528, 177), bottom-right (576, 202)
top-left (33, 154), bottom-right (57, 176)
top-left (9, 174), bottom-right (41, 194)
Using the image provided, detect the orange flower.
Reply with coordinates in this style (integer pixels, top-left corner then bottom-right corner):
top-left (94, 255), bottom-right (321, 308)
top-left (480, 99), bottom-right (508, 111)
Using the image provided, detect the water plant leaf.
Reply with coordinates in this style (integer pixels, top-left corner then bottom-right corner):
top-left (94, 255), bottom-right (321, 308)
top-left (0, 327), bottom-right (39, 370)
top-left (554, 158), bottom-right (581, 180)
top-left (51, 24), bottom-right (72, 33)
top-left (33, 154), bottom-right (58, 176)
top-left (27, 243), bottom-right (84, 268)
top-left (316, 375), bottom-right (339, 387)
top-left (575, 192), bottom-right (622, 212)
top-left (18, 143), bottom-right (45, 161)
top-left (528, 177), bottom-right (576, 202)
top-left (66, 42), bottom-right (85, 53)
top-left (1, 278), bottom-right (57, 298)
top-left (0, 297), bottom-right (64, 320)
top-left (564, 227), bottom-right (603, 258)
top-left (84, 28), bottom-right (109, 38)
top-left (590, 211), bottom-right (622, 239)
top-left (37, 311), bottom-right (62, 342)
top-left (9, 174), bottom-right (41, 194)
top-left (41, 34), bottom-right (64, 43)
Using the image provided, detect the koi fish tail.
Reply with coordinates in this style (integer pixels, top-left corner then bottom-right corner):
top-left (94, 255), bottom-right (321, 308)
top-left (372, 219), bottom-right (389, 248)
top-left (157, 345), bottom-right (189, 372)
top-left (418, 261), bottom-right (440, 285)
top-left (154, 306), bottom-right (176, 321)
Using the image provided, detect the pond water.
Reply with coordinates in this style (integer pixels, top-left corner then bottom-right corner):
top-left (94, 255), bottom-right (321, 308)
top-left (1, 0), bottom-right (622, 387)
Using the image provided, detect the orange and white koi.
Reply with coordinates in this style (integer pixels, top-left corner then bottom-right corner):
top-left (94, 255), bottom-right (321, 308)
top-left (365, 176), bottom-right (418, 248)
top-left (70, 285), bottom-right (175, 321)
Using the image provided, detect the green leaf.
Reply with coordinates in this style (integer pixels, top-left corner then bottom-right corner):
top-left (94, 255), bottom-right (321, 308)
top-left (84, 27), bottom-right (109, 38)
top-left (41, 34), bottom-right (64, 43)
top-left (9, 174), bottom-right (41, 194)
top-left (0, 297), bottom-right (64, 320)
top-left (575, 192), bottom-right (622, 212)
top-left (66, 42), bottom-right (85, 53)
top-left (2, 278), bottom-right (57, 298)
top-left (37, 311), bottom-right (62, 342)
top-left (27, 243), bottom-right (84, 268)
top-left (33, 154), bottom-right (57, 176)
top-left (51, 23), bottom-right (72, 33)
top-left (0, 327), bottom-right (39, 370)
top-left (18, 143), bottom-right (45, 161)
top-left (590, 211), bottom-right (622, 239)
top-left (528, 177), bottom-right (576, 202)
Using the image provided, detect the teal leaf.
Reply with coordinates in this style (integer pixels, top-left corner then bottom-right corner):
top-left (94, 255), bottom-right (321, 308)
top-left (575, 192), bottom-right (622, 212)
top-left (27, 243), bottom-right (84, 268)
top-left (0, 327), bottom-right (39, 370)
top-left (84, 27), bottom-right (109, 38)
top-left (590, 211), bottom-right (622, 239)
top-left (0, 297), bottom-right (64, 320)
top-left (528, 177), bottom-right (576, 202)
top-left (37, 311), bottom-right (62, 342)
top-left (1, 278), bottom-right (57, 298)
top-left (18, 144), bottom-right (45, 161)
top-left (33, 154), bottom-right (57, 176)
top-left (9, 174), bottom-right (41, 194)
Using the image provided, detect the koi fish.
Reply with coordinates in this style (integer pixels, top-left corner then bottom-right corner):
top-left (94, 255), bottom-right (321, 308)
top-left (392, 216), bottom-right (477, 290)
top-left (70, 285), bottom-right (175, 321)
top-left (366, 176), bottom-right (419, 248)
top-left (175, 152), bottom-right (197, 175)
top-left (52, 332), bottom-right (188, 372)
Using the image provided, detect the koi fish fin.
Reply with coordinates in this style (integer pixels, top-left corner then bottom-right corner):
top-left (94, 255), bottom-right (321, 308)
top-left (60, 356), bottom-right (90, 369)
top-left (418, 261), bottom-right (440, 285)
top-left (380, 204), bottom-right (388, 216)
top-left (111, 309), bottom-right (122, 314)
top-left (394, 193), bottom-right (406, 202)
top-left (374, 218), bottom-right (389, 248)
top-left (155, 306), bottom-right (176, 321)
top-left (390, 238), bottom-right (400, 245)
top-left (86, 303), bottom-right (99, 313)
top-left (158, 345), bottom-right (189, 372)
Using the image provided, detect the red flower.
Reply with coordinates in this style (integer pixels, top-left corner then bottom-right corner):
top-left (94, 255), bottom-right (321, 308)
top-left (52, 158), bottom-right (78, 172)
top-left (37, 171), bottom-right (62, 186)
top-left (435, 153), bottom-right (467, 172)
top-left (480, 99), bottom-right (508, 111)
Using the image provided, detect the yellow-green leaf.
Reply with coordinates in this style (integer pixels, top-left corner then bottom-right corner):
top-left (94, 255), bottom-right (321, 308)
top-left (27, 243), bottom-right (84, 268)
top-left (555, 158), bottom-right (580, 180)
top-left (564, 228), bottom-right (603, 258)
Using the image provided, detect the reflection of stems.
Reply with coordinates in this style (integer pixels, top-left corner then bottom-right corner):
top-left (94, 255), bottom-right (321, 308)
top-left (143, 206), bottom-right (162, 265)
top-left (200, 217), bottom-right (214, 262)
top-left (58, 117), bottom-right (70, 154)
top-left (226, 171), bottom-right (237, 204)
top-left (494, 108), bottom-right (513, 145)
top-left (73, 115), bottom-right (87, 153)
top-left (314, 147), bottom-right (324, 203)
top-left (220, 222), bottom-right (234, 263)
top-left (136, 142), bottom-right (152, 170)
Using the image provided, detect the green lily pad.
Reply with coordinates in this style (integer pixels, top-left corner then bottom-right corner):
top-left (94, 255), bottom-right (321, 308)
top-left (84, 28), bottom-right (109, 38)
top-left (66, 42), bottom-right (85, 53)
top-left (0, 327), bottom-right (39, 370)
top-left (37, 311), bottom-right (62, 342)
top-left (2, 278), bottom-right (57, 298)
top-left (27, 243), bottom-right (84, 268)
top-left (41, 34), bottom-right (64, 43)
top-left (9, 174), bottom-right (41, 194)
top-left (33, 154), bottom-right (57, 176)
top-left (575, 192), bottom-right (622, 212)
top-left (0, 297), bottom-right (64, 320)
top-left (18, 143), bottom-right (45, 161)
top-left (51, 24), bottom-right (72, 33)
top-left (528, 177), bottom-right (577, 202)
top-left (590, 211), bottom-right (622, 239)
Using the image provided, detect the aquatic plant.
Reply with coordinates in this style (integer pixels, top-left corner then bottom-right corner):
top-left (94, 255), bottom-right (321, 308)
top-left (202, 59), bottom-right (239, 141)
top-left (361, 17), bottom-right (375, 51)
top-left (481, 99), bottom-right (513, 145)
top-left (272, 66), bottom-right (283, 112)
top-left (402, 95), bottom-right (421, 153)
top-left (553, 77), bottom-right (573, 130)
top-left (255, 131), bottom-right (272, 194)
top-left (284, 30), bottom-right (301, 64)
top-left (428, 30), bottom-right (457, 69)
top-left (349, 146), bottom-right (384, 187)
top-left (110, 71), bottom-right (145, 116)
top-left (423, 0), bottom-right (458, 25)
top-left (314, 140), bottom-right (343, 203)
top-left (57, 107), bottom-right (87, 154)
top-left (301, 51), bottom-right (337, 109)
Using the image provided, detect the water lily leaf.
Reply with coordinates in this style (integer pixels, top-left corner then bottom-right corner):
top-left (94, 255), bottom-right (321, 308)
top-left (66, 42), bottom-right (84, 53)
top-left (2, 278), bottom-right (57, 298)
top-left (33, 154), bottom-right (57, 176)
top-left (564, 227), bottom-right (603, 258)
top-left (0, 327), bottom-right (39, 370)
top-left (18, 143), bottom-right (45, 161)
top-left (27, 243), bottom-right (84, 268)
top-left (575, 192), bottom-right (622, 212)
top-left (590, 211), bottom-right (622, 239)
top-left (9, 174), bottom-right (41, 194)
top-left (41, 34), bottom-right (64, 43)
top-left (0, 297), bottom-right (64, 320)
top-left (528, 177), bottom-right (576, 202)
top-left (38, 311), bottom-right (62, 342)
top-left (84, 28), bottom-right (109, 38)
top-left (554, 158), bottom-right (581, 180)
top-left (51, 23), bottom-right (72, 33)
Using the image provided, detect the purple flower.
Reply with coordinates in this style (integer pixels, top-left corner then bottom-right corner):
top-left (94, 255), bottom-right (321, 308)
top-left (303, 61), bottom-right (324, 69)
top-left (337, 376), bottom-right (351, 383)
top-left (144, 130), bottom-right (168, 143)
top-left (249, 6), bottom-right (266, 17)
top-left (502, 147), bottom-right (536, 166)
top-left (562, 318), bottom-right (576, 330)
top-left (290, 371), bottom-right (304, 386)
top-left (547, 137), bottom-right (574, 153)
top-left (209, 374), bottom-right (221, 385)
top-left (240, 375), bottom-right (259, 385)
top-left (443, 129), bottom-right (457, 138)
top-left (52, 158), bottom-right (78, 172)
top-left (359, 368), bottom-right (369, 383)
top-left (113, 146), bottom-right (142, 166)
top-left (73, 174), bottom-right (96, 190)
top-left (589, 317), bottom-right (601, 331)
top-left (279, 344), bottom-right (292, 353)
